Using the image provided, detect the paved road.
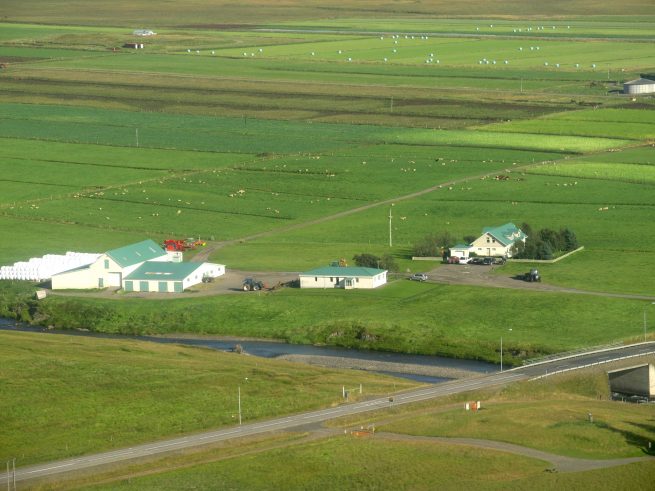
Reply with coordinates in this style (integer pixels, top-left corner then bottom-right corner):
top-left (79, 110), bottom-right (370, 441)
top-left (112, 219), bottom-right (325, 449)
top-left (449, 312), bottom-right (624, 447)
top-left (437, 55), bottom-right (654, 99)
top-left (3, 343), bottom-right (653, 484)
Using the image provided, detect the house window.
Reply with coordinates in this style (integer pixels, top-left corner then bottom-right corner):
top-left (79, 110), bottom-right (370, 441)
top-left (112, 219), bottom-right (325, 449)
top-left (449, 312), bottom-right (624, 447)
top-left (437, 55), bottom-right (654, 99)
top-left (486, 237), bottom-right (490, 243)
top-left (104, 259), bottom-right (109, 269)
top-left (356, 278), bottom-right (359, 283)
top-left (330, 277), bottom-right (333, 282)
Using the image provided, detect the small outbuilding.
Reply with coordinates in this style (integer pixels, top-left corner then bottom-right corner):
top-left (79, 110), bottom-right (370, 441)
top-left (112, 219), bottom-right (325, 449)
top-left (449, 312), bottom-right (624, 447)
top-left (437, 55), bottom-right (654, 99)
top-left (623, 78), bottom-right (655, 95)
top-left (299, 266), bottom-right (387, 289)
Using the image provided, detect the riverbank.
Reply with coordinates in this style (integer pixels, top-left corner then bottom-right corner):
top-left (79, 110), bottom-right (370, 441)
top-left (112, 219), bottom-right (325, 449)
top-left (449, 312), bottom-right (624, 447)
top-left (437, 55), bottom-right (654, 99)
top-left (277, 354), bottom-right (481, 380)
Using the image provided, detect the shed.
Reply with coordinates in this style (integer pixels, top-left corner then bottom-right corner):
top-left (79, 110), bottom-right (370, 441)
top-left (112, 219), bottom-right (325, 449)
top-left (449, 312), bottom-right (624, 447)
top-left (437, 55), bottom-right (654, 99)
top-left (607, 363), bottom-right (655, 399)
top-left (124, 262), bottom-right (224, 293)
top-left (299, 266), bottom-right (387, 289)
top-left (623, 78), bottom-right (655, 95)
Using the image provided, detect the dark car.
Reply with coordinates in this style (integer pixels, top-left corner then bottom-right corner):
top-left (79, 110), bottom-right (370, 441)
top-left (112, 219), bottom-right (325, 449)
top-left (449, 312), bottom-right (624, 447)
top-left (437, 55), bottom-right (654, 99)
top-left (468, 257), bottom-right (484, 265)
top-left (482, 257), bottom-right (493, 265)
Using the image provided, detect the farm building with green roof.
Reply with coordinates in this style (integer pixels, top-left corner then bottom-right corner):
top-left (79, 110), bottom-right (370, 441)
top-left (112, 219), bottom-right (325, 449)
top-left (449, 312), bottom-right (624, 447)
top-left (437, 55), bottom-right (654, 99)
top-left (52, 239), bottom-right (224, 292)
top-left (299, 266), bottom-right (387, 289)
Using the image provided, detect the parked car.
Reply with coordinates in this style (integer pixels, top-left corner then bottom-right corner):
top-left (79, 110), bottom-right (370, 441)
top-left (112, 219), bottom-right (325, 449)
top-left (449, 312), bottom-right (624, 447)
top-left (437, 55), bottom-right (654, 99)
top-left (482, 257), bottom-right (493, 265)
top-left (468, 257), bottom-right (484, 265)
top-left (447, 256), bottom-right (459, 264)
top-left (493, 256), bottom-right (507, 265)
top-left (409, 273), bottom-right (428, 281)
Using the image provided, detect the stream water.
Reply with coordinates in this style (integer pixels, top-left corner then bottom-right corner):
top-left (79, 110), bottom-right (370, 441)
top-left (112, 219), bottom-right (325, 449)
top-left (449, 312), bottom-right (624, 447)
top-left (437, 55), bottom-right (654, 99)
top-left (0, 317), bottom-right (497, 383)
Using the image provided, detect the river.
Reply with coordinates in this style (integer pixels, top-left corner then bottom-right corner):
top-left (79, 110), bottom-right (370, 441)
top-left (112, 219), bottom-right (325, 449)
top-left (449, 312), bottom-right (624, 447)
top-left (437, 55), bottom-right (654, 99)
top-left (0, 317), bottom-right (497, 383)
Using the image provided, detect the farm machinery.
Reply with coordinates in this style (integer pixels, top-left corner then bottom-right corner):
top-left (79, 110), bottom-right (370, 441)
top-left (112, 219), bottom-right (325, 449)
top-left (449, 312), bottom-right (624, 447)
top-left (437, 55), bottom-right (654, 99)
top-left (242, 278), bottom-right (265, 291)
top-left (523, 269), bottom-right (541, 282)
top-left (163, 238), bottom-right (206, 252)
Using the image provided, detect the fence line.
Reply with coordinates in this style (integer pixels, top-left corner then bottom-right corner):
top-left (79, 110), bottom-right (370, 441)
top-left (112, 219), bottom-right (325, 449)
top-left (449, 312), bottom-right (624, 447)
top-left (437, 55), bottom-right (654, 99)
top-left (530, 350), bottom-right (655, 381)
top-left (509, 246), bottom-right (585, 264)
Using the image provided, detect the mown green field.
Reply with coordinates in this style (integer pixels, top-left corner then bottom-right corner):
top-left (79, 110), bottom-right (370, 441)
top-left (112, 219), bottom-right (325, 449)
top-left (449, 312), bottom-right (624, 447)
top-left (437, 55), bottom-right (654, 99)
top-left (0, 330), bottom-right (414, 465)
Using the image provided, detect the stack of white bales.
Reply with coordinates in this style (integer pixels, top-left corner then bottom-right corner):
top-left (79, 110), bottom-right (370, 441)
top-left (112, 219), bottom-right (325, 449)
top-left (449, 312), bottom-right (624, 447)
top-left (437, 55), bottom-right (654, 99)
top-left (0, 252), bottom-right (100, 281)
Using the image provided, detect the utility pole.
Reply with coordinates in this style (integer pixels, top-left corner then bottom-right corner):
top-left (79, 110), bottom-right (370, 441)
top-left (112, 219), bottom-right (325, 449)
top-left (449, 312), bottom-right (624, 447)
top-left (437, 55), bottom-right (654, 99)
top-left (388, 207), bottom-right (393, 247)
top-left (500, 336), bottom-right (503, 372)
top-left (238, 386), bottom-right (242, 425)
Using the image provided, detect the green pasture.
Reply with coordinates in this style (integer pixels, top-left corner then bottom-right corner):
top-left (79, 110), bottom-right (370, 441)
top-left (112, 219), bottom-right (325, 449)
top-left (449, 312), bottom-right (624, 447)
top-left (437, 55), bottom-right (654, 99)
top-left (483, 108), bottom-right (655, 140)
top-left (216, 167), bottom-right (655, 295)
top-left (214, 35), bottom-right (655, 72)
top-left (7, 279), bottom-right (650, 362)
top-left (78, 366), bottom-right (655, 490)
top-left (85, 439), bottom-right (655, 491)
top-left (281, 17), bottom-right (655, 40)
top-left (0, 216), bottom-right (147, 267)
top-left (385, 399), bottom-right (654, 459)
top-left (0, 330), bottom-right (413, 465)
top-left (3, 0), bottom-right (655, 27)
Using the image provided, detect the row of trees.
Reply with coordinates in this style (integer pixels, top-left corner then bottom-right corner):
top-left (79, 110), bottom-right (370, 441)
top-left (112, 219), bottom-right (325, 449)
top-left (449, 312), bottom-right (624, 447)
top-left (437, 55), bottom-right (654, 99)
top-left (511, 223), bottom-right (578, 260)
top-left (352, 253), bottom-right (398, 272)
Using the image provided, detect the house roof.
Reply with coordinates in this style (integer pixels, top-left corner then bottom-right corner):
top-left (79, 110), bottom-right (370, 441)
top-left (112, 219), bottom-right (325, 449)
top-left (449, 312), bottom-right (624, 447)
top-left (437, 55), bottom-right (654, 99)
top-left (451, 243), bottom-right (472, 250)
top-left (106, 239), bottom-right (166, 268)
top-left (624, 78), bottom-right (655, 86)
top-left (301, 266), bottom-right (386, 277)
top-left (124, 261), bottom-right (203, 281)
top-left (481, 223), bottom-right (526, 246)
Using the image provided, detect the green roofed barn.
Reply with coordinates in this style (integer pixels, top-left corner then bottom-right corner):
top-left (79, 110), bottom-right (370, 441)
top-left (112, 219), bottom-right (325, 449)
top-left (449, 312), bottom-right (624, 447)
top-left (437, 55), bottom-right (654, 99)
top-left (299, 266), bottom-right (387, 289)
top-left (51, 239), bottom-right (224, 292)
top-left (124, 262), bottom-right (224, 293)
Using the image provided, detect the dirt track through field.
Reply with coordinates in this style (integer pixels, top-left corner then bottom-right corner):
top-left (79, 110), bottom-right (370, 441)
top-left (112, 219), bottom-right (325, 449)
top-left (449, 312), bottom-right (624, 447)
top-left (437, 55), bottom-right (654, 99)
top-left (374, 432), bottom-right (654, 473)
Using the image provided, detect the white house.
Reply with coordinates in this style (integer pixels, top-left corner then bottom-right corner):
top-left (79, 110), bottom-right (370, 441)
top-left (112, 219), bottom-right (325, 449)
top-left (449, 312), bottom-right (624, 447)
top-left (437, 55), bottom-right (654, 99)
top-left (299, 266), bottom-right (387, 289)
top-left (51, 239), bottom-right (224, 292)
top-left (469, 222), bottom-right (527, 258)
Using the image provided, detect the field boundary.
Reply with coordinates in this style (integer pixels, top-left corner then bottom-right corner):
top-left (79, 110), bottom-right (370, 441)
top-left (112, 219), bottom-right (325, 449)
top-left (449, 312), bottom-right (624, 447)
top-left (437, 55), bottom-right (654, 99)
top-left (509, 246), bottom-right (585, 264)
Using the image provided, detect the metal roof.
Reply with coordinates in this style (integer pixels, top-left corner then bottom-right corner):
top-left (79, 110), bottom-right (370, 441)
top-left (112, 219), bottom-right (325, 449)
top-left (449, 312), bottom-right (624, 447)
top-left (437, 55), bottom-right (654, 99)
top-left (124, 261), bottom-right (204, 282)
top-left (300, 266), bottom-right (386, 277)
top-left (106, 239), bottom-right (166, 268)
top-left (481, 223), bottom-right (526, 247)
top-left (624, 78), bottom-right (655, 86)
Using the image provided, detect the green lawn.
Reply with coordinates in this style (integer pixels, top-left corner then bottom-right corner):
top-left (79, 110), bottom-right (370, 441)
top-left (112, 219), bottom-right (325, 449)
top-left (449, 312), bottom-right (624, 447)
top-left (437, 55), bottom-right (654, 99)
top-left (0, 330), bottom-right (414, 465)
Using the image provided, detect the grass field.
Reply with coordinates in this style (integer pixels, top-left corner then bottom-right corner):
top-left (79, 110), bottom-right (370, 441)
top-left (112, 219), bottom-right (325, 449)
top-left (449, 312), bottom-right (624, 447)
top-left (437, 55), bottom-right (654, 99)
top-left (0, 330), bottom-right (414, 465)
top-left (61, 363), bottom-right (655, 490)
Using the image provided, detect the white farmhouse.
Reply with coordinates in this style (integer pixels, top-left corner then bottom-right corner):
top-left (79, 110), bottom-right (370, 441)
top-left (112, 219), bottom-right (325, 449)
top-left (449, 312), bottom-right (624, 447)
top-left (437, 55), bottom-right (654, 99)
top-left (299, 266), bottom-right (387, 289)
top-left (469, 222), bottom-right (527, 258)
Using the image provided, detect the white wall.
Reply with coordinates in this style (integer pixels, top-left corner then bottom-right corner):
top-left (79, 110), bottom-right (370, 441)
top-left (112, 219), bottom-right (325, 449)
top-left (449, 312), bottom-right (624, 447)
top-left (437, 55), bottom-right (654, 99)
top-left (299, 272), bottom-right (386, 289)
